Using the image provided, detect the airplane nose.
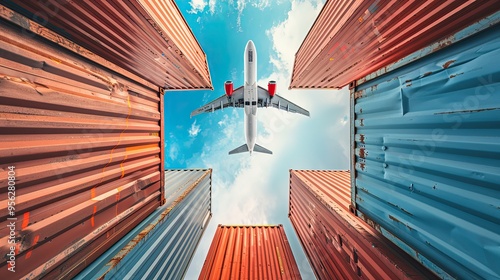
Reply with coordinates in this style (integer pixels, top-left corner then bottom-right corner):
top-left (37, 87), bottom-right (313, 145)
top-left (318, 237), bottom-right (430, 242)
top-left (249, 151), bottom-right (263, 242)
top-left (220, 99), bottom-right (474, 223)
top-left (246, 40), bottom-right (255, 49)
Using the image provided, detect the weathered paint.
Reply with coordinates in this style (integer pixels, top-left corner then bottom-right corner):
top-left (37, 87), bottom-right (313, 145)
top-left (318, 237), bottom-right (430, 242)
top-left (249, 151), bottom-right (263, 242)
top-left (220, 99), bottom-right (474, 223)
top-left (0, 15), bottom-right (163, 279)
top-left (0, 0), bottom-right (210, 277)
top-left (289, 170), bottom-right (438, 280)
top-left (75, 169), bottom-right (212, 280)
top-left (356, 11), bottom-right (500, 87)
top-left (352, 21), bottom-right (500, 279)
top-left (289, 0), bottom-right (500, 89)
top-left (1, 0), bottom-right (213, 90)
top-left (199, 225), bottom-right (301, 280)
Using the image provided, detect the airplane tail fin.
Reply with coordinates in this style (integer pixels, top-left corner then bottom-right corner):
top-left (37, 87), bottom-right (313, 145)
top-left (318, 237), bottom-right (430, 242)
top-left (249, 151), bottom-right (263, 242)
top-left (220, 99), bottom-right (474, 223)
top-left (254, 143), bottom-right (272, 154)
top-left (228, 143), bottom-right (273, 155)
top-left (229, 144), bottom-right (249, 155)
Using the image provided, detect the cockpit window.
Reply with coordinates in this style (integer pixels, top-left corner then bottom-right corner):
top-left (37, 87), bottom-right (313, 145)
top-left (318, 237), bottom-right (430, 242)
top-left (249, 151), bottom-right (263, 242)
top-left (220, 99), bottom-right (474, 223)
top-left (245, 101), bottom-right (250, 106)
top-left (248, 50), bottom-right (253, 62)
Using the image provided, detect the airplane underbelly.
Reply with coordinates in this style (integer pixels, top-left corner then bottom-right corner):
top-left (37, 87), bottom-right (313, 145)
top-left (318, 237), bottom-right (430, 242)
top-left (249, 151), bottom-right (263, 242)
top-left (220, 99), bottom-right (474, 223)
top-left (244, 81), bottom-right (257, 149)
top-left (244, 111), bottom-right (256, 150)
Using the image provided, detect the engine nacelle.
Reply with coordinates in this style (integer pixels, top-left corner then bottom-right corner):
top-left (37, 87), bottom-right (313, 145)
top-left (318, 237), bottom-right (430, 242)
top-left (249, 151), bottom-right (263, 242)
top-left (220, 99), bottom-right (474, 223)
top-left (268, 80), bottom-right (276, 97)
top-left (225, 81), bottom-right (234, 97)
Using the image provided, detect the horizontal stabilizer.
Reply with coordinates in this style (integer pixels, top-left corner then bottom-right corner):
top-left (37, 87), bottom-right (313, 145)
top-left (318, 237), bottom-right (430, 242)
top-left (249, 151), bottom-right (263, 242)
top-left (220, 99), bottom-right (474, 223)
top-left (229, 144), bottom-right (249, 155)
top-left (254, 143), bottom-right (272, 154)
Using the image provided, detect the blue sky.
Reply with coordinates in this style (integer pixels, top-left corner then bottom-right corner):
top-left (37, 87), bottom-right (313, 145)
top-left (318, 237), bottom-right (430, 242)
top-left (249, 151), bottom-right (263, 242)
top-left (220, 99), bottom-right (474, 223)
top-left (165, 0), bottom-right (350, 278)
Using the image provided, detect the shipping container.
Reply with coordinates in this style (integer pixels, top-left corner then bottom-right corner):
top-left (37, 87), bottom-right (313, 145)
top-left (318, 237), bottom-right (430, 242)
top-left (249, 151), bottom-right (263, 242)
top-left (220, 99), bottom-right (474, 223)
top-left (76, 169), bottom-right (212, 280)
top-left (351, 14), bottom-right (500, 279)
top-left (289, 1), bottom-right (500, 278)
top-left (289, 0), bottom-right (500, 89)
top-left (289, 170), bottom-right (437, 280)
top-left (199, 225), bottom-right (302, 280)
top-left (0, 2), bottom-right (212, 279)
top-left (1, 0), bottom-right (213, 90)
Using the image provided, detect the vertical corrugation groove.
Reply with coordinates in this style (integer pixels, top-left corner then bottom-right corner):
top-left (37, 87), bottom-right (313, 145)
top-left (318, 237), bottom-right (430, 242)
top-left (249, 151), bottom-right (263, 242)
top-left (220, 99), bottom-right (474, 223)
top-left (198, 225), bottom-right (302, 280)
top-left (290, 1), bottom-right (499, 89)
top-left (289, 170), bottom-right (438, 280)
top-left (231, 226), bottom-right (242, 279)
top-left (0, 13), bottom-right (162, 279)
top-left (353, 22), bottom-right (500, 279)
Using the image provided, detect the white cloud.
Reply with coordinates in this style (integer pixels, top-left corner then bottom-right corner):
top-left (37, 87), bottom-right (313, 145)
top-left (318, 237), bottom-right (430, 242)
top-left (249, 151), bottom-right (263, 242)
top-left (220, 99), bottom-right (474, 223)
top-left (188, 120), bottom-right (201, 137)
top-left (235, 0), bottom-right (246, 32)
top-left (252, 0), bottom-right (270, 10)
top-left (167, 133), bottom-right (187, 167)
top-left (194, 120), bottom-right (280, 224)
top-left (209, 0), bottom-right (217, 14)
top-left (234, 0), bottom-right (271, 31)
top-left (217, 114), bottom-right (228, 127)
top-left (230, 68), bottom-right (238, 81)
top-left (340, 115), bottom-right (349, 125)
top-left (188, 0), bottom-right (217, 14)
top-left (201, 91), bottom-right (212, 104)
top-left (168, 143), bottom-right (179, 161)
top-left (266, 0), bottom-right (324, 73)
top-left (188, 0), bottom-right (207, 14)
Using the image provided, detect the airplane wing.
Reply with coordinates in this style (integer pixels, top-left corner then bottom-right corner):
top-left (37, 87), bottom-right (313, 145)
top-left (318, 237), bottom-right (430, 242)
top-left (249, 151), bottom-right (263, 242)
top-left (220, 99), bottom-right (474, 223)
top-left (257, 86), bottom-right (310, 117)
top-left (190, 86), bottom-right (244, 117)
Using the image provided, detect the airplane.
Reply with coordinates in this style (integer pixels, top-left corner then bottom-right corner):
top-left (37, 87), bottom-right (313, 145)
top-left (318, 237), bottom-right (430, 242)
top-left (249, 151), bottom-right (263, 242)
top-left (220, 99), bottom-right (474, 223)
top-left (190, 40), bottom-right (309, 155)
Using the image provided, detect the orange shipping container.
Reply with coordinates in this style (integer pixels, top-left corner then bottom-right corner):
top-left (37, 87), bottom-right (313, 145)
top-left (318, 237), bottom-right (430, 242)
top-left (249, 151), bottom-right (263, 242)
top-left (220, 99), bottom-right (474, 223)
top-left (1, 0), bottom-right (213, 90)
top-left (289, 0), bottom-right (499, 89)
top-left (199, 225), bottom-right (302, 280)
top-left (0, 1), bottom-right (212, 278)
top-left (289, 170), bottom-right (438, 279)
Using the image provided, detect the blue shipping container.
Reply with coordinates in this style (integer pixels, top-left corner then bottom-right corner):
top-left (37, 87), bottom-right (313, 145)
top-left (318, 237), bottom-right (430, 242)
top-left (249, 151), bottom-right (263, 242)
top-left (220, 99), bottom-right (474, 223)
top-left (352, 14), bottom-right (500, 280)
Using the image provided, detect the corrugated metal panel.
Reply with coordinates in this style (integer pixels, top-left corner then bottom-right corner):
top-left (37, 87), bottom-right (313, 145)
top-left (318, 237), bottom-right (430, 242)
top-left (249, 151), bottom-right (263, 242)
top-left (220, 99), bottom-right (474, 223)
top-left (289, 170), bottom-right (437, 280)
top-left (352, 21), bottom-right (500, 279)
top-left (136, 0), bottom-right (212, 90)
top-left (289, 0), bottom-right (500, 89)
top-left (199, 225), bottom-right (302, 280)
top-left (0, 11), bottom-right (164, 280)
top-left (76, 169), bottom-right (212, 280)
top-left (1, 0), bottom-right (213, 90)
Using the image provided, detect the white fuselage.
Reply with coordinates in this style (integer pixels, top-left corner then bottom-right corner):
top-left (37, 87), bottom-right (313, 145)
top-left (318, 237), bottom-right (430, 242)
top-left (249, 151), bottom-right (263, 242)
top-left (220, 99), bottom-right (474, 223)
top-left (244, 40), bottom-right (258, 153)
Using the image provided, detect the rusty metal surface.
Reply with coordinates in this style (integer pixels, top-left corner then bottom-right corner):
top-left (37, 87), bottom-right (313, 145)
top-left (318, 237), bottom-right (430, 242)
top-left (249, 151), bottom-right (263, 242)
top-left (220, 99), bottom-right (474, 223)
top-left (199, 225), bottom-right (302, 280)
top-left (352, 20), bottom-right (500, 279)
top-left (76, 169), bottom-right (212, 280)
top-left (289, 170), bottom-right (438, 280)
top-left (0, 15), bottom-right (163, 279)
top-left (291, 169), bottom-right (351, 212)
top-left (1, 0), bottom-right (213, 90)
top-left (289, 0), bottom-right (500, 89)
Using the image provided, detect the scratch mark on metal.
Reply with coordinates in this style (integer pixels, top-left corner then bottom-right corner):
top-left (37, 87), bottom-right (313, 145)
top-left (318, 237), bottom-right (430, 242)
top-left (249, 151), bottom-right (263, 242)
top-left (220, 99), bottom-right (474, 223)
top-left (449, 72), bottom-right (464, 79)
top-left (435, 107), bottom-right (499, 115)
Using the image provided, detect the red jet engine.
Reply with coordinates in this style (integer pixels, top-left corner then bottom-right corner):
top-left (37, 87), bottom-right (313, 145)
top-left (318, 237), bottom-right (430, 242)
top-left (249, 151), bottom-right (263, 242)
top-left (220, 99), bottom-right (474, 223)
top-left (225, 81), bottom-right (234, 97)
top-left (268, 80), bottom-right (276, 97)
